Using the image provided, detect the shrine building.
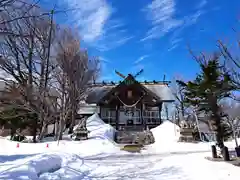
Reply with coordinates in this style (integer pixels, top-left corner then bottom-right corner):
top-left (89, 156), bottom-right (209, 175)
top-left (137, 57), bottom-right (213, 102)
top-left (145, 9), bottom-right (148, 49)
top-left (79, 70), bottom-right (175, 132)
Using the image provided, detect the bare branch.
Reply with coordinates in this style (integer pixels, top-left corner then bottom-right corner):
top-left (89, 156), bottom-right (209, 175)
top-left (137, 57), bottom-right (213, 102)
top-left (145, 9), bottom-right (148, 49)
top-left (53, 27), bottom-right (99, 138)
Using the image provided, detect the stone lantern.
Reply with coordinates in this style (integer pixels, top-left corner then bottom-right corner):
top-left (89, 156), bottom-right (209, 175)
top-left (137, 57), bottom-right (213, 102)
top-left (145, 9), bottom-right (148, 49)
top-left (73, 117), bottom-right (89, 141)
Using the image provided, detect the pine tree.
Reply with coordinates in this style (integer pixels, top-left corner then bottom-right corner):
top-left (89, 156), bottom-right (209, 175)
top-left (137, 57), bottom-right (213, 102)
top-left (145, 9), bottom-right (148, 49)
top-left (0, 106), bottom-right (38, 140)
top-left (221, 121), bottom-right (233, 141)
top-left (177, 53), bottom-right (236, 148)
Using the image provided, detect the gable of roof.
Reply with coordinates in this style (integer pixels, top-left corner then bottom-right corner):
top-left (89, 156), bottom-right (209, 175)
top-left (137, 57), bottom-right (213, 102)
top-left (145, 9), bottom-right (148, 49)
top-left (85, 80), bottom-right (175, 104)
top-left (98, 74), bottom-right (163, 104)
top-left (85, 85), bottom-right (113, 104)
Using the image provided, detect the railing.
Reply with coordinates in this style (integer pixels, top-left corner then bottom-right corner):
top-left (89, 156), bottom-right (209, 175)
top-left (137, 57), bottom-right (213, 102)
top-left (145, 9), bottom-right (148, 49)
top-left (101, 108), bottom-right (116, 124)
top-left (101, 108), bottom-right (161, 124)
top-left (142, 110), bottom-right (161, 126)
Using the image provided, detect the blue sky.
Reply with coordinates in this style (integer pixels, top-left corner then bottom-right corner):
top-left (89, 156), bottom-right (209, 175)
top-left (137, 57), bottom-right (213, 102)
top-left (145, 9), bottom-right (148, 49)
top-left (41, 0), bottom-right (240, 82)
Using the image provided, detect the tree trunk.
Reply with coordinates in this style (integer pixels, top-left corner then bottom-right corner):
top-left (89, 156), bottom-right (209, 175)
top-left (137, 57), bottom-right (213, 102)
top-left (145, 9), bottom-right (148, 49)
top-left (58, 116), bottom-right (64, 140)
top-left (38, 123), bottom-right (47, 140)
top-left (32, 120), bottom-right (37, 143)
top-left (10, 128), bottom-right (15, 140)
top-left (30, 113), bottom-right (38, 143)
top-left (209, 95), bottom-right (225, 149)
top-left (213, 114), bottom-right (224, 149)
top-left (68, 109), bottom-right (75, 134)
top-left (54, 119), bottom-right (59, 140)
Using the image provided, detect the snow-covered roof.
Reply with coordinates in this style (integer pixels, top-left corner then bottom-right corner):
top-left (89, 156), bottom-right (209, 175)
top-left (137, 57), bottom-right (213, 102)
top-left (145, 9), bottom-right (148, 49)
top-left (144, 84), bottom-right (174, 102)
top-left (86, 83), bottom-right (174, 104)
top-left (85, 85), bottom-right (113, 104)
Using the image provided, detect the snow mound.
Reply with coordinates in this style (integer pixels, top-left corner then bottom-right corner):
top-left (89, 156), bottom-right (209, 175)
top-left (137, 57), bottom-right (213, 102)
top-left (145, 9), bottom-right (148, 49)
top-left (151, 120), bottom-right (180, 144)
top-left (86, 113), bottom-right (116, 140)
top-left (0, 153), bottom-right (68, 180)
top-left (144, 121), bottom-right (213, 154)
top-left (39, 161), bottom-right (91, 180)
top-left (74, 113), bottom-right (116, 141)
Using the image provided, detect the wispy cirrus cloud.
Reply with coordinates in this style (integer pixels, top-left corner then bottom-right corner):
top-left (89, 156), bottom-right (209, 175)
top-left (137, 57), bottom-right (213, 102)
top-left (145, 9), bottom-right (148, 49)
top-left (141, 0), bottom-right (183, 41)
top-left (168, 37), bottom-right (182, 51)
top-left (134, 55), bottom-right (150, 64)
top-left (167, 44), bottom-right (178, 52)
top-left (62, 0), bottom-right (111, 42)
top-left (142, 0), bottom-right (207, 42)
top-left (62, 0), bottom-right (132, 51)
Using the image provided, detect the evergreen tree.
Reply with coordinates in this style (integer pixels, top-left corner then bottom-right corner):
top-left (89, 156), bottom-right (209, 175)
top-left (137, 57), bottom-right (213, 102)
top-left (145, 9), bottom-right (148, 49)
top-left (177, 53), bottom-right (236, 148)
top-left (221, 121), bottom-right (233, 141)
top-left (0, 106), bottom-right (38, 141)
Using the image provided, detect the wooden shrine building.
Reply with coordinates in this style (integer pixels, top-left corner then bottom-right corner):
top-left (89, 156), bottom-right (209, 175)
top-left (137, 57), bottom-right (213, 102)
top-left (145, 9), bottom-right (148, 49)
top-left (80, 70), bottom-right (175, 132)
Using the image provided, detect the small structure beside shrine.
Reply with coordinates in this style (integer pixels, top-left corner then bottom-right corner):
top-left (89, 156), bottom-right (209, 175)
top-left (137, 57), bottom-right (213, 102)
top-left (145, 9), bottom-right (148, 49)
top-left (178, 120), bottom-right (195, 142)
top-left (79, 70), bottom-right (175, 144)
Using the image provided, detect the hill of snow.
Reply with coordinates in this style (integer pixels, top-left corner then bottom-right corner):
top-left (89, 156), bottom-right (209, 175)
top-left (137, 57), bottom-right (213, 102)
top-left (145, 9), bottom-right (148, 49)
top-left (151, 120), bottom-right (180, 144)
top-left (86, 113), bottom-right (116, 141)
top-left (144, 120), bottom-right (213, 154)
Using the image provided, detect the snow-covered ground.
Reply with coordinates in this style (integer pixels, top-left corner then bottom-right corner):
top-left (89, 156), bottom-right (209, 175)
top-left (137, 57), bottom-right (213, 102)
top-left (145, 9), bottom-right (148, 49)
top-left (0, 114), bottom-right (239, 180)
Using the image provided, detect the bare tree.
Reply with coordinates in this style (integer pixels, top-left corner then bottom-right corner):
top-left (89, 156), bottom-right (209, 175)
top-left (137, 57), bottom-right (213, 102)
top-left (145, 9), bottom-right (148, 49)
top-left (0, 0), bottom-right (55, 36)
top-left (0, 1), bottom-right (57, 142)
top-left (0, 0), bottom-right (99, 142)
top-left (217, 40), bottom-right (240, 101)
top-left (220, 99), bottom-right (240, 146)
top-left (171, 76), bottom-right (189, 125)
top-left (54, 28), bottom-right (99, 140)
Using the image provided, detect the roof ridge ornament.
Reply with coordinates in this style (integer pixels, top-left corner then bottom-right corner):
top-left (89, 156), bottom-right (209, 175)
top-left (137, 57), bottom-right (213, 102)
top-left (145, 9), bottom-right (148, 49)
top-left (134, 69), bottom-right (143, 78)
top-left (115, 70), bottom-right (126, 79)
top-left (115, 69), bottom-right (144, 79)
top-left (115, 69), bottom-right (144, 86)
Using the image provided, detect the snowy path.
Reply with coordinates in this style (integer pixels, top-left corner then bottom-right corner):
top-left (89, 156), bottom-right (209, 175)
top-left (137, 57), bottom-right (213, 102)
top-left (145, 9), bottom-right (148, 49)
top-left (37, 153), bottom-right (189, 180)
top-left (38, 152), bottom-right (239, 180)
top-left (77, 153), bottom-right (189, 180)
top-left (0, 147), bottom-right (239, 179)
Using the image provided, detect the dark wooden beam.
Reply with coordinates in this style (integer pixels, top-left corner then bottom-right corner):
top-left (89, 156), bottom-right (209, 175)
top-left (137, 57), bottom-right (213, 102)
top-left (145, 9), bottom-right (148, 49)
top-left (158, 103), bottom-right (162, 124)
top-left (115, 104), bottom-right (119, 131)
top-left (99, 106), bottom-right (102, 119)
top-left (141, 102), bottom-right (146, 130)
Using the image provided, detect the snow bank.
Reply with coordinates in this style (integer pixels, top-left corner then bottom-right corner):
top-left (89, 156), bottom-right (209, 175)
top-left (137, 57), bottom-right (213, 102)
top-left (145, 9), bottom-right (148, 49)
top-left (86, 113), bottom-right (116, 141)
top-left (0, 113), bottom-right (119, 158)
top-left (147, 120), bottom-right (239, 154)
top-left (143, 120), bottom-right (213, 154)
top-left (73, 113), bottom-right (116, 143)
top-left (0, 114), bottom-right (122, 179)
top-left (39, 161), bottom-right (91, 180)
top-left (0, 153), bottom-right (65, 180)
top-left (151, 120), bottom-right (180, 144)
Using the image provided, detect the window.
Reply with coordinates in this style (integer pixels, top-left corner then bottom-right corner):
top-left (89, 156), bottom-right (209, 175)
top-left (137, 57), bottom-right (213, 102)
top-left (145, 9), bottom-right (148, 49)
top-left (143, 108), bottom-right (160, 124)
top-left (127, 90), bottom-right (132, 98)
top-left (101, 108), bottom-right (116, 124)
